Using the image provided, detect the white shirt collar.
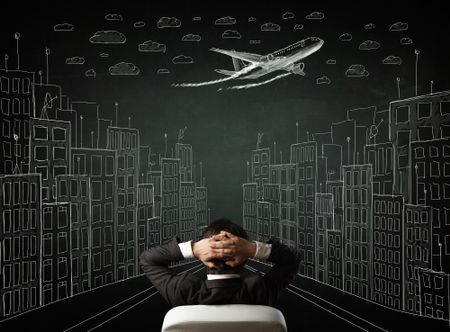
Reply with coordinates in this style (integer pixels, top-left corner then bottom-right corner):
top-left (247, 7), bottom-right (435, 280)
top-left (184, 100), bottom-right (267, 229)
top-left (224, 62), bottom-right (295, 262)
top-left (207, 274), bottom-right (241, 280)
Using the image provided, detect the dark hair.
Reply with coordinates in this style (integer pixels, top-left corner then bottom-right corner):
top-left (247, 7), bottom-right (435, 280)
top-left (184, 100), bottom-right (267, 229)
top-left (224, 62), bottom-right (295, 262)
top-left (201, 218), bottom-right (248, 274)
top-left (202, 218), bottom-right (248, 240)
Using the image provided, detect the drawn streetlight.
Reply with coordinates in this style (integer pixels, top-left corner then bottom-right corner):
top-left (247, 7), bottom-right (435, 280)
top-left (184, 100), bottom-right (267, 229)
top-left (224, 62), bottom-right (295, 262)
top-left (346, 137), bottom-right (351, 164)
top-left (77, 156), bottom-right (81, 174)
top-left (164, 133), bottom-right (168, 157)
top-left (280, 151), bottom-right (283, 164)
top-left (80, 115), bottom-right (84, 148)
top-left (273, 141), bottom-right (277, 164)
top-left (14, 32), bottom-right (20, 70)
top-left (91, 131), bottom-right (94, 148)
top-left (414, 49), bottom-right (420, 96)
top-left (13, 134), bottom-right (19, 173)
top-left (430, 80), bottom-right (434, 94)
top-left (4, 54), bottom-right (8, 72)
top-left (246, 161), bottom-right (250, 182)
top-left (113, 101), bottom-right (119, 127)
top-left (38, 70), bottom-right (43, 86)
top-left (45, 47), bottom-right (50, 84)
top-left (396, 77), bottom-right (401, 99)
top-left (200, 161), bottom-right (203, 186)
top-left (424, 188), bottom-right (427, 207)
top-left (438, 242), bottom-right (443, 272)
top-left (415, 164), bottom-right (419, 202)
top-left (128, 116), bottom-right (131, 128)
top-left (307, 131), bottom-right (309, 141)
top-left (296, 122), bottom-right (299, 143)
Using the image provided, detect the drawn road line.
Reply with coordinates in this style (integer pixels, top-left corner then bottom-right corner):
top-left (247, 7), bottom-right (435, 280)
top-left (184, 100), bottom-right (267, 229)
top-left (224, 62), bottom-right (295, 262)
top-left (64, 263), bottom-right (204, 331)
top-left (244, 263), bottom-right (390, 332)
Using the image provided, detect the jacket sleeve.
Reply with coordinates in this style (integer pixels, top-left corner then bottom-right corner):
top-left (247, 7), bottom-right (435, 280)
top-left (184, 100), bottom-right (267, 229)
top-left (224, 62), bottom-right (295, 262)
top-left (139, 237), bottom-right (200, 306)
top-left (263, 239), bottom-right (301, 298)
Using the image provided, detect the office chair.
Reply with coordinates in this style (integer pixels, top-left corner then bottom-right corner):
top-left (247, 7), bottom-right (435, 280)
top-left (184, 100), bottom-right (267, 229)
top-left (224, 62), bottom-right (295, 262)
top-left (161, 304), bottom-right (287, 332)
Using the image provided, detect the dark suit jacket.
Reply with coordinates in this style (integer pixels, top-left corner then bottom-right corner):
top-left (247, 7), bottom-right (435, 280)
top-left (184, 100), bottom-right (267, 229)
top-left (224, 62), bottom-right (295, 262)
top-left (139, 238), bottom-right (300, 307)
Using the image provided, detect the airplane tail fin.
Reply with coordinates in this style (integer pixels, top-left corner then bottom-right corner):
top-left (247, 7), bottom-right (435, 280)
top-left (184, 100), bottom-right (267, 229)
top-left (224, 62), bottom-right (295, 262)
top-left (214, 69), bottom-right (236, 76)
top-left (232, 57), bottom-right (246, 71)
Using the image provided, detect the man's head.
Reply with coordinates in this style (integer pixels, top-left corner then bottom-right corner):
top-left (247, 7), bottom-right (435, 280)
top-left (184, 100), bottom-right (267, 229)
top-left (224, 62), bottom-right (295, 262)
top-left (201, 218), bottom-right (247, 274)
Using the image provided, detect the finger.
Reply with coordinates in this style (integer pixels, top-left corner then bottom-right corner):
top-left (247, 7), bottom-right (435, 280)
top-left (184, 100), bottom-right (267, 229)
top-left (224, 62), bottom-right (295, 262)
top-left (220, 231), bottom-right (237, 239)
top-left (210, 234), bottom-right (226, 241)
top-left (210, 241), bottom-right (236, 249)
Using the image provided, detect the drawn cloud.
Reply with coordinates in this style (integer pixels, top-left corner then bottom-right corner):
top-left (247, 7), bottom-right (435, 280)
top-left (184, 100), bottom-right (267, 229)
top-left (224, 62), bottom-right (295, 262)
top-left (157, 68), bottom-right (170, 74)
top-left (89, 30), bottom-right (126, 44)
top-left (65, 56), bottom-right (85, 65)
top-left (134, 21), bottom-right (146, 28)
top-left (193, 17), bottom-right (202, 21)
top-left (248, 17), bottom-right (256, 22)
top-left (282, 12), bottom-right (295, 20)
top-left (138, 40), bottom-right (166, 52)
top-left (99, 53), bottom-right (109, 58)
top-left (54, 23), bottom-right (74, 31)
top-left (400, 37), bottom-right (413, 45)
top-left (339, 33), bottom-right (352, 41)
top-left (345, 64), bottom-right (369, 77)
top-left (316, 76), bottom-right (331, 84)
top-left (382, 55), bottom-right (402, 65)
top-left (364, 23), bottom-right (376, 30)
top-left (109, 62), bottom-right (140, 75)
top-left (222, 30), bottom-right (242, 39)
top-left (326, 59), bottom-right (336, 65)
top-left (294, 24), bottom-right (304, 30)
top-left (105, 14), bottom-right (123, 21)
top-left (306, 11), bottom-right (325, 20)
top-left (389, 22), bottom-right (408, 31)
top-left (182, 34), bottom-right (201, 42)
top-left (85, 69), bottom-right (96, 77)
top-left (215, 16), bottom-right (236, 25)
top-left (172, 55), bottom-right (194, 64)
top-left (261, 22), bottom-right (281, 32)
top-left (157, 17), bottom-right (181, 28)
top-left (359, 40), bottom-right (380, 50)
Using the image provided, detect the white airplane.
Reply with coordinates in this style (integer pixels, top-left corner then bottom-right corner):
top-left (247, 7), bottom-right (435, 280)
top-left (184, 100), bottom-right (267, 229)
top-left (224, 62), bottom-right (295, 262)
top-left (214, 36), bottom-right (324, 79)
top-left (173, 37), bottom-right (324, 89)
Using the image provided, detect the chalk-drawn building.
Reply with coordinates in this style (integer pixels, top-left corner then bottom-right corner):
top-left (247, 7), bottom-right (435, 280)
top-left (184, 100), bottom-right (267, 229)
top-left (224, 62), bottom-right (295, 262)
top-left (257, 200), bottom-right (271, 242)
top-left (389, 91), bottom-right (450, 198)
top-left (175, 143), bottom-right (193, 182)
top-left (372, 194), bottom-right (404, 310)
top-left (0, 69), bottom-right (35, 174)
top-left (243, 183), bottom-right (258, 241)
top-left (417, 268), bottom-right (450, 320)
top-left (342, 164), bottom-right (373, 300)
top-left (252, 147), bottom-right (271, 194)
top-left (315, 193), bottom-right (334, 282)
top-left (326, 229), bottom-right (343, 289)
top-left (29, 117), bottom-right (71, 202)
top-left (138, 183), bottom-right (154, 253)
top-left (0, 174), bottom-right (41, 318)
top-left (262, 183), bottom-right (281, 241)
top-left (291, 141), bottom-right (316, 277)
top-left (365, 142), bottom-right (394, 195)
top-left (107, 126), bottom-right (139, 279)
top-left (180, 182), bottom-right (196, 241)
top-left (404, 204), bottom-right (432, 314)
top-left (326, 180), bottom-right (344, 231)
top-left (195, 186), bottom-right (208, 239)
top-left (33, 83), bottom-right (62, 120)
top-left (410, 137), bottom-right (450, 274)
top-left (72, 148), bottom-right (117, 288)
top-left (161, 158), bottom-right (180, 243)
top-left (56, 174), bottom-right (91, 295)
top-left (147, 170), bottom-right (162, 219)
top-left (269, 164), bottom-right (297, 250)
top-left (41, 201), bottom-right (71, 305)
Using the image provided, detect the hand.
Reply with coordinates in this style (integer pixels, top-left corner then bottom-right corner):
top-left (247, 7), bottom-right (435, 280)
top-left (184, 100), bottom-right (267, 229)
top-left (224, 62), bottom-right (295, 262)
top-left (210, 231), bottom-right (256, 268)
top-left (192, 234), bottom-right (236, 268)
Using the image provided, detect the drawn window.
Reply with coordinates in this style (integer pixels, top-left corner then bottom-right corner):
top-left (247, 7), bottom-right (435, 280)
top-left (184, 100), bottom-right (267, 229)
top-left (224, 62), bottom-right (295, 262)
top-left (440, 101), bottom-right (450, 116)
top-left (1, 98), bottom-right (10, 115)
top-left (58, 206), bottom-right (68, 229)
top-left (441, 124), bottom-right (450, 138)
top-left (395, 105), bottom-right (410, 123)
top-left (33, 125), bottom-right (48, 140)
top-left (414, 147), bottom-right (424, 159)
top-left (58, 232), bottom-right (68, 254)
top-left (444, 184), bottom-right (450, 200)
top-left (418, 126), bottom-right (433, 141)
top-left (52, 127), bottom-right (66, 141)
top-left (417, 102), bottom-right (432, 120)
top-left (1, 76), bottom-right (9, 93)
top-left (396, 131), bottom-right (410, 148)
top-left (91, 181), bottom-right (102, 201)
top-left (430, 146), bottom-right (439, 158)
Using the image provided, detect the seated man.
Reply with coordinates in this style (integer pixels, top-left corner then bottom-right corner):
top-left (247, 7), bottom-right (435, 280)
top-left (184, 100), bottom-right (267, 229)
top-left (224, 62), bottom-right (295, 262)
top-left (140, 218), bottom-right (300, 307)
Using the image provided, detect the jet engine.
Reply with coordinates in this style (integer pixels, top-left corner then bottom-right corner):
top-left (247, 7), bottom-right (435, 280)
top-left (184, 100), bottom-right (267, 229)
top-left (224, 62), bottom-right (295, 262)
top-left (291, 62), bottom-right (305, 75)
top-left (259, 53), bottom-right (274, 62)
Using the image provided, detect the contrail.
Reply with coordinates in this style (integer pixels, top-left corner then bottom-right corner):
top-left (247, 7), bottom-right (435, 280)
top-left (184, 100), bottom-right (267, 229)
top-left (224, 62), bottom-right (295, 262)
top-left (171, 63), bottom-right (258, 87)
top-left (226, 72), bottom-right (291, 90)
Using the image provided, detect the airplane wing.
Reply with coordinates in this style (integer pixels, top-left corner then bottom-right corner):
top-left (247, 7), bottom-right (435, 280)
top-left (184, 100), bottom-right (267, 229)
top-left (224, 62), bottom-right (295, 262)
top-left (210, 48), bottom-right (262, 63)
